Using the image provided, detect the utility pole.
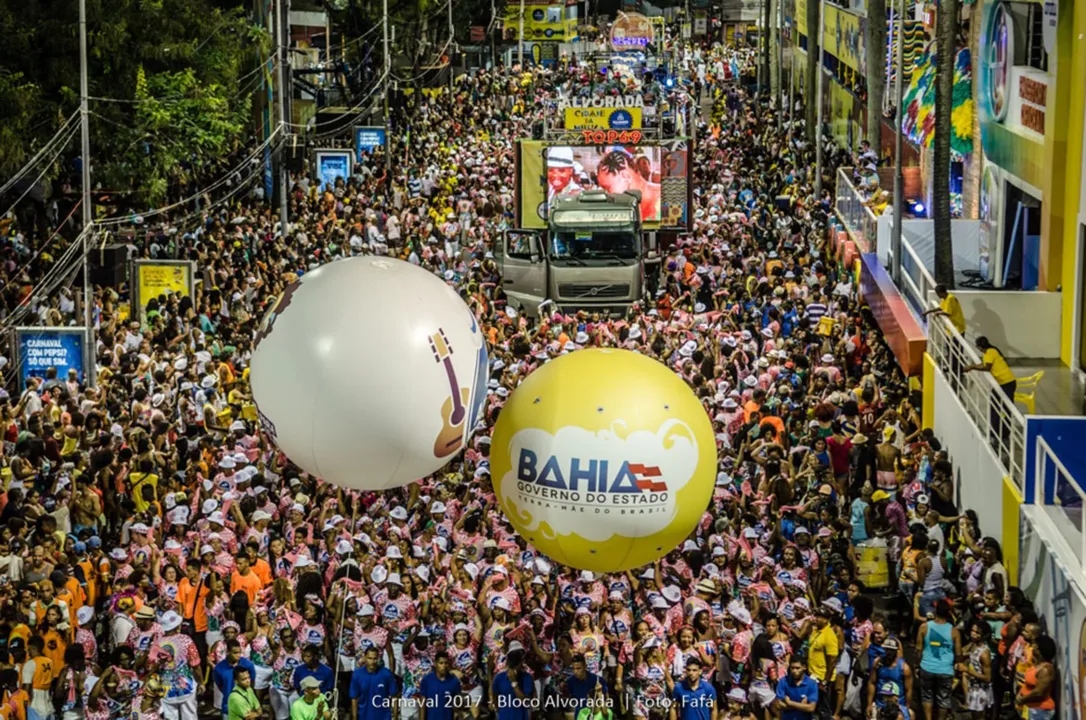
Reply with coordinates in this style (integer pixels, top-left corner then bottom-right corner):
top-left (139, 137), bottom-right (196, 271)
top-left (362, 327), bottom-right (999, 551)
top-left (788, 53), bottom-right (795, 141)
top-left (490, 0), bottom-right (496, 68)
top-left (776, 0), bottom-right (783, 131)
top-left (518, 0), bottom-right (525, 67)
top-left (448, 0), bottom-right (455, 93)
top-left (813, 0), bottom-right (825, 198)
top-left (890, 0), bottom-right (906, 284)
top-left (277, 0), bottom-right (290, 238)
top-left (383, 0), bottom-right (391, 172)
top-left (79, 0), bottom-right (96, 388)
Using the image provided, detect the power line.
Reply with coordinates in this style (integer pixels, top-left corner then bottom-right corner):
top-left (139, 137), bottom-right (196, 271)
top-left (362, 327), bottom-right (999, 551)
top-left (94, 127), bottom-right (285, 226)
top-left (281, 69), bottom-right (389, 135)
top-left (88, 52), bottom-right (281, 108)
top-left (0, 122), bottom-right (80, 222)
top-left (0, 111), bottom-right (81, 198)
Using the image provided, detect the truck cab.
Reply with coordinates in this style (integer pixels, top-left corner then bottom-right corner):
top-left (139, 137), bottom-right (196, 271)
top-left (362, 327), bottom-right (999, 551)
top-left (496, 190), bottom-right (659, 317)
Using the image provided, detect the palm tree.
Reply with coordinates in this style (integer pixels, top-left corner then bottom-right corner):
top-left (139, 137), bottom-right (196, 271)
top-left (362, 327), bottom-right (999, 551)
top-left (805, 0), bottom-right (820, 143)
top-left (933, 0), bottom-right (958, 287)
top-left (865, 0), bottom-right (887, 150)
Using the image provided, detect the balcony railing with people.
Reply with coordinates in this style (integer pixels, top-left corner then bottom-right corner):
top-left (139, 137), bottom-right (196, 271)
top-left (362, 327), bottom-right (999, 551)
top-left (926, 310), bottom-right (1027, 489)
top-left (884, 214), bottom-right (939, 317)
top-left (833, 167), bottom-right (879, 253)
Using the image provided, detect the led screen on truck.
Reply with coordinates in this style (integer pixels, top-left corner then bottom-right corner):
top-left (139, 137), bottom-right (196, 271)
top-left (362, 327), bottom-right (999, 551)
top-left (515, 140), bottom-right (689, 230)
top-left (543, 145), bottom-right (662, 223)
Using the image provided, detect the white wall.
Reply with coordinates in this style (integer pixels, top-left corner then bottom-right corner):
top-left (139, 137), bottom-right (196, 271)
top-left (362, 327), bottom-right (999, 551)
top-left (953, 290), bottom-right (1063, 359)
top-left (932, 368), bottom-right (1007, 543)
top-left (878, 218), bottom-right (983, 273)
top-left (1018, 507), bottom-right (1086, 720)
top-left (901, 219), bottom-right (983, 273)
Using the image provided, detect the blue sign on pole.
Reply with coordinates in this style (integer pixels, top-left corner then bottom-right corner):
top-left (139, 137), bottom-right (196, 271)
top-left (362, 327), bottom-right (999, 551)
top-left (16, 327), bottom-right (86, 390)
top-left (355, 126), bottom-right (387, 162)
top-left (264, 144), bottom-right (274, 203)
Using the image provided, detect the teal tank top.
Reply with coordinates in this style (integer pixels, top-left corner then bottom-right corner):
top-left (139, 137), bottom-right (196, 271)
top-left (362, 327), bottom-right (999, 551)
top-left (920, 621), bottom-right (955, 675)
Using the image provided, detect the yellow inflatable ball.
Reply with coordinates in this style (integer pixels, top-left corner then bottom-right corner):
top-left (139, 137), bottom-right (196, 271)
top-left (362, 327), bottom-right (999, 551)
top-left (490, 348), bottom-right (717, 573)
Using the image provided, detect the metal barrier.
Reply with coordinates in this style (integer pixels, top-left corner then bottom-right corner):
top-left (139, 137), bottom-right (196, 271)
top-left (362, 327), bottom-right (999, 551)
top-left (926, 312), bottom-right (1027, 489)
top-left (885, 216), bottom-right (938, 317)
top-left (1034, 434), bottom-right (1086, 573)
top-left (833, 167), bottom-right (879, 253)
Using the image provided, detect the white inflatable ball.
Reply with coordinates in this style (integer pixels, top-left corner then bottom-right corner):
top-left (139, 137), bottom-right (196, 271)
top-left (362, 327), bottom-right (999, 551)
top-left (250, 257), bottom-right (488, 490)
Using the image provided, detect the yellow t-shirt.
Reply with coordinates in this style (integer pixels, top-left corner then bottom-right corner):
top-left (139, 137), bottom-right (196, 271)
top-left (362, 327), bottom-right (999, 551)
top-left (983, 348), bottom-right (1015, 385)
top-left (940, 294), bottom-right (966, 334)
top-left (808, 624), bottom-right (840, 682)
top-left (128, 472), bottom-right (159, 512)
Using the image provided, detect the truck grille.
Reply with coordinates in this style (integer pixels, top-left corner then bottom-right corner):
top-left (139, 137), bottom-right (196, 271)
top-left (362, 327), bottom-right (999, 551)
top-left (557, 283), bottom-right (631, 299)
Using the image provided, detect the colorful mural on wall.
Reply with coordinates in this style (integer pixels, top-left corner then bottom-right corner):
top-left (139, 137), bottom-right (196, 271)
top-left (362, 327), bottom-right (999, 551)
top-left (901, 41), bottom-right (974, 158)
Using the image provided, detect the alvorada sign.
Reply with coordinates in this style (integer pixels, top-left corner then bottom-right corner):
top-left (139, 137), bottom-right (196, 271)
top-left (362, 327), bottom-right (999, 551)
top-left (557, 96), bottom-right (645, 109)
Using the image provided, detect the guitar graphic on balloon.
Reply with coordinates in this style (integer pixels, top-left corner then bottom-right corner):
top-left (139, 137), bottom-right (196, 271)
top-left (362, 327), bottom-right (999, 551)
top-left (429, 329), bottom-right (472, 458)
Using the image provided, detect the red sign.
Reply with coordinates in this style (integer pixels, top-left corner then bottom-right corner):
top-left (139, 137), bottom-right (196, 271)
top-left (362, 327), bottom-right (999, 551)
top-left (579, 129), bottom-right (643, 144)
top-left (1018, 76), bottom-right (1047, 134)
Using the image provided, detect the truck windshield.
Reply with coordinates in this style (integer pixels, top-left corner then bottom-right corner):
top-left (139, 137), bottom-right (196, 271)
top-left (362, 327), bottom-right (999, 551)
top-left (551, 231), bottom-right (639, 261)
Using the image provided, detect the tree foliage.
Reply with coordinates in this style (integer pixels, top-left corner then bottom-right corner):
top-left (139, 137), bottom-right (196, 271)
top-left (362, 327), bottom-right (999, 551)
top-left (0, 0), bottom-right (268, 204)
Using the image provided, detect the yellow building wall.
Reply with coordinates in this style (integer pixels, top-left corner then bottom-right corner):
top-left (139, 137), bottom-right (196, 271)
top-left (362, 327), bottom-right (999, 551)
top-left (922, 353), bottom-right (936, 430)
top-left (1058, 0), bottom-right (1086, 364)
top-left (1002, 477), bottom-right (1022, 586)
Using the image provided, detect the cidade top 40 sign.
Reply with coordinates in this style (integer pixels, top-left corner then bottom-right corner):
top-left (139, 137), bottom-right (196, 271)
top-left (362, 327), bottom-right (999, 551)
top-left (610, 12), bottom-right (654, 51)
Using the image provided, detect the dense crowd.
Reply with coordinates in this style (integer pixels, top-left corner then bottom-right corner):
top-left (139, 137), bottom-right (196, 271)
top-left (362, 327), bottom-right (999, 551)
top-left (0, 38), bottom-right (1057, 720)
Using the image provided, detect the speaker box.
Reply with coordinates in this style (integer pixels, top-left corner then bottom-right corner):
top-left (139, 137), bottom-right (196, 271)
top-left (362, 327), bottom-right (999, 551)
top-left (284, 138), bottom-right (306, 174)
top-left (89, 244), bottom-right (129, 288)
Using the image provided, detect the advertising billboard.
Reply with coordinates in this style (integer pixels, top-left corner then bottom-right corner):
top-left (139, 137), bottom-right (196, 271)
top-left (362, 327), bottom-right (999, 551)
top-left (563, 106), bottom-right (643, 130)
top-left (314, 149), bottom-right (354, 190)
top-left (132, 260), bottom-right (196, 324)
top-left (610, 12), bottom-right (654, 51)
top-left (14, 327), bottom-right (89, 390)
top-left (355, 126), bottom-right (387, 161)
top-left (504, 1), bottom-right (578, 42)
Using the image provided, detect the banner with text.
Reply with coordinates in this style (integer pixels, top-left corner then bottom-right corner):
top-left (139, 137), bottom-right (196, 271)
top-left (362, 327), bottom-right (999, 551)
top-left (15, 327), bottom-right (88, 390)
top-left (133, 260), bottom-right (196, 324)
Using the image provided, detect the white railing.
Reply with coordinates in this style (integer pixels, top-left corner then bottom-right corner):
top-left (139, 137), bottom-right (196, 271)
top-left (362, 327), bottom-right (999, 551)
top-left (926, 312), bottom-right (1027, 489)
top-left (833, 167), bottom-right (879, 253)
top-left (1034, 435), bottom-right (1086, 574)
top-left (885, 216), bottom-right (938, 318)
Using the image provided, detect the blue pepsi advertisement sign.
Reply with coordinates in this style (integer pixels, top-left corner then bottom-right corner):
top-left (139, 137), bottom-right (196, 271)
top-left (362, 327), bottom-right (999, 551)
top-left (16, 327), bottom-right (88, 390)
top-left (355, 126), bottom-right (387, 161)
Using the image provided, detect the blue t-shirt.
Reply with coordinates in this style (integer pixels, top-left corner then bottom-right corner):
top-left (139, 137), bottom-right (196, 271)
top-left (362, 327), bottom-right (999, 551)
top-left (564, 673), bottom-right (607, 717)
top-left (775, 674), bottom-right (820, 720)
top-left (670, 679), bottom-right (717, 720)
top-left (418, 672), bottom-right (462, 720)
top-left (492, 669), bottom-right (535, 720)
top-left (212, 658), bottom-right (256, 714)
top-left (292, 663), bottom-right (335, 694)
top-left (349, 665), bottom-right (399, 720)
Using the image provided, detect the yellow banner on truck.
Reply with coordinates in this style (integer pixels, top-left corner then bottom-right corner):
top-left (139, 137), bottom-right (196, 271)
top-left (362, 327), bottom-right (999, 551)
top-left (563, 106), bottom-right (643, 130)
